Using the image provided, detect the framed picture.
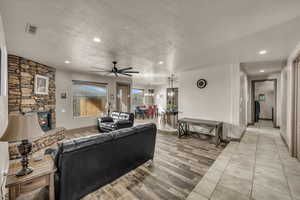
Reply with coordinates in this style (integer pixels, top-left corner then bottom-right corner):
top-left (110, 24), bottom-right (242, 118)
top-left (35, 74), bottom-right (49, 95)
top-left (61, 92), bottom-right (67, 99)
top-left (258, 94), bottom-right (265, 101)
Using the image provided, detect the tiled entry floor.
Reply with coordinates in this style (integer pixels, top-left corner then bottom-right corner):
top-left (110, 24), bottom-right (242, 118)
top-left (187, 126), bottom-right (300, 200)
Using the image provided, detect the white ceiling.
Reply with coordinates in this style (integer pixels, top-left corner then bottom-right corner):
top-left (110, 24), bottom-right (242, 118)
top-left (1, 0), bottom-right (300, 85)
top-left (241, 60), bottom-right (284, 76)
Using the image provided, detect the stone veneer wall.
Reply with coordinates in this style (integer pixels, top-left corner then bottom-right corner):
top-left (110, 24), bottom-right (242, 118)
top-left (9, 128), bottom-right (65, 160)
top-left (8, 55), bottom-right (56, 127)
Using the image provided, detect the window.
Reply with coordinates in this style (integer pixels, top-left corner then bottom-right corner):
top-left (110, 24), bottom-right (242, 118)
top-left (132, 88), bottom-right (144, 109)
top-left (73, 81), bottom-right (108, 117)
top-left (145, 89), bottom-right (155, 105)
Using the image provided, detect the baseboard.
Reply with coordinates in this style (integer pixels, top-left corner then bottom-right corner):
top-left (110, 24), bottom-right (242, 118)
top-left (258, 118), bottom-right (273, 121)
top-left (279, 132), bottom-right (290, 151)
top-left (228, 129), bottom-right (246, 143)
top-left (247, 123), bottom-right (254, 127)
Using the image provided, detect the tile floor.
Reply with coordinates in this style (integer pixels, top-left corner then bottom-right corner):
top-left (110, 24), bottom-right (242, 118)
top-left (187, 126), bottom-right (300, 200)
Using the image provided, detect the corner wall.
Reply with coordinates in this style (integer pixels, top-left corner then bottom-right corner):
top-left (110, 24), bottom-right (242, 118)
top-left (178, 64), bottom-right (242, 139)
top-left (239, 69), bottom-right (248, 131)
top-left (0, 12), bottom-right (8, 200)
top-left (280, 67), bottom-right (288, 143)
top-left (284, 42), bottom-right (300, 151)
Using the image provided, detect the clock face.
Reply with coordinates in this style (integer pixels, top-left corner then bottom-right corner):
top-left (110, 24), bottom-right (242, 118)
top-left (197, 79), bottom-right (207, 89)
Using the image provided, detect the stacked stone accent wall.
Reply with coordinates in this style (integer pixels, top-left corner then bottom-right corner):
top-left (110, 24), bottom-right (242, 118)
top-left (8, 55), bottom-right (56, 127)
top-left (9, 128), bottom-right (65, 160)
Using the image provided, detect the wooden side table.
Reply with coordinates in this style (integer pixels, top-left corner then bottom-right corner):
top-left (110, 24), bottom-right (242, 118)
top-left (5, 155), bottom-right (56, 200)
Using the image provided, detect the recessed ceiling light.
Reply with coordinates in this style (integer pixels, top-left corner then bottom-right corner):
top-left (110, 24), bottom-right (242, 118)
top-left (260, 70), bottom-right (265, 73)
top-left (259, 50), bottom-right (267, 55)
top-left (64, 60), bottom-right (70, 64)
top-left (158, 61), bottom-right (164, 65)
top-left (93, 37), bottom-right (101, 43)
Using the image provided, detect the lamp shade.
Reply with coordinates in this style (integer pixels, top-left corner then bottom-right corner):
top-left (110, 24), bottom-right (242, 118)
top-left (0, 113), bottom-right (44, 142)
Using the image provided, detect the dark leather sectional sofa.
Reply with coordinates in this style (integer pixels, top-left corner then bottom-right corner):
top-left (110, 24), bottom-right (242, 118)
top-left (98, 111), bottom-right (134, 132)
top-left (53, 123), bottom-right (157, 200)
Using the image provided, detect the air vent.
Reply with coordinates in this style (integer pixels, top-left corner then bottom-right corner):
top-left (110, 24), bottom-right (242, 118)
top-left (25, 23), bottom-right (37, 34)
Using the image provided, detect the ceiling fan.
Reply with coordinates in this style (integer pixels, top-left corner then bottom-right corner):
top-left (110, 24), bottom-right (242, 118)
top-left (91, 61), bottom-right (139, 77)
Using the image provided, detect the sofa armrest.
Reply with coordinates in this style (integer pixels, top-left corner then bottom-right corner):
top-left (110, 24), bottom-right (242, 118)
top-left (99, 116), bottom-right (114, 123)
top-left (116, 120), bottom-right (133, 129)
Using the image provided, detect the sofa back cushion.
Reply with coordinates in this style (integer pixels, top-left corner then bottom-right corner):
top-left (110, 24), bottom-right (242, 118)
top-left (111, 111), bottom-right (120, 121)
top-left (55, 133), bottom-right (114, 200)
top-left (110, 124), bottom-right (156, 179)
top-left (55, 123), bottom-right (156, 200)
top-left (119, 112), bottom-right (134, 121)
top-left (119, 113), bottom-right (129, 120)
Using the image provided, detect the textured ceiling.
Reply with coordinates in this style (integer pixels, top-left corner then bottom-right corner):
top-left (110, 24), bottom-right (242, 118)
top-left (1, 0), bottom-right (300, 84)
top-left (241, 60), bottom-right (284, 76)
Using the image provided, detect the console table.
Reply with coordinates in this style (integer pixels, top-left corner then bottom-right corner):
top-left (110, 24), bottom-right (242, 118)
top-left (178, 118), bottom-right (223, 146)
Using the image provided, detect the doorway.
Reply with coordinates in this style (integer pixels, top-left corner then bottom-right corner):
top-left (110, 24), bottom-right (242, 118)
top-left (292, 59), bottom-right (300, 159)
top-left (116, 82), bottom-right (131, 112)
top-left (252, 79), bottom-right (277, 128)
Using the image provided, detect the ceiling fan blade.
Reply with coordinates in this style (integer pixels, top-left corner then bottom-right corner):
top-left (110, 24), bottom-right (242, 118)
top-left (119, 67), bottom-right (133, 72)
top-left (123, 71), bottom-right (139, 73)
top-left (90, 70), bottom-right (111, 72)
top-left (98, 71), bottom-right (113, 77)
top-left (90, 66), bottom-right (109, 70)
top-left (121, 73), bottom-right (132, 77)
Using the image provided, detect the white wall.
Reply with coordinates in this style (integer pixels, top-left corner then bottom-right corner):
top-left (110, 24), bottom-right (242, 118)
top-left (239, 69), bottom-right (248, 131)
top-left (154, 84), bottom-right (167, 113)
top-left (280, 67), bottom-right (288, 143)
top-left (178, 64), bottom-right (241, 139)
top-left (56, 69), bottom-right (131, 130)
top-left (0, 13), bottom-right (7, 136)
top-left (284, 42), bottom-right (300, 151)
top-left (0, 12), bottom-right (8, 200)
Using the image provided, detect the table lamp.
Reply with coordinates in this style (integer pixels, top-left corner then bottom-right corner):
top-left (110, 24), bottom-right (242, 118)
top-left (0, 113), bottom-right (44, 176)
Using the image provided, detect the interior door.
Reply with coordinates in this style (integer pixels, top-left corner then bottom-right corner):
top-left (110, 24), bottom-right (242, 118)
top-left (116, 83), bottom-right (131, 112)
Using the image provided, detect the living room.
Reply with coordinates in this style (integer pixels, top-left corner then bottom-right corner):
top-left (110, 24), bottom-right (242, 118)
top-left (1, 1), bottom-right (300, 200)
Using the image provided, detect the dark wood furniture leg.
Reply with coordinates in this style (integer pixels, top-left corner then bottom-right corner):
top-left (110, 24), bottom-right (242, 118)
top-left (214, 124), bottom-right (222, 146)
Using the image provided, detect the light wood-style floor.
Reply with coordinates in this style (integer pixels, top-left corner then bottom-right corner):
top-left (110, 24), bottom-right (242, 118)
top-left (65, 130), bottom-right (226, 200)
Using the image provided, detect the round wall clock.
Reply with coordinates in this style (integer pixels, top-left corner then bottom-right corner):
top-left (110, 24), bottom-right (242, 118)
top-left (197, 79), bottom-right (207, 89)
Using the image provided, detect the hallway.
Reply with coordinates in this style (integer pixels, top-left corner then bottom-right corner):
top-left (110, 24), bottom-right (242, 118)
top-left (255, 120), bottom-right (274, 128)
top-left (187, 126), bottom-right (300, 200)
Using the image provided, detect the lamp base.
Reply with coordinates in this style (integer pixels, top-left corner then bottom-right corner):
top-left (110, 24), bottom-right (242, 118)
top-left (16, 140), bottom-right (33, 177)
top-left (16, 167), bottom-right (33, 177)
